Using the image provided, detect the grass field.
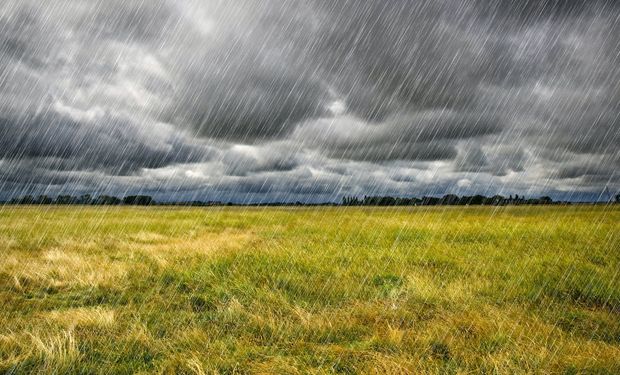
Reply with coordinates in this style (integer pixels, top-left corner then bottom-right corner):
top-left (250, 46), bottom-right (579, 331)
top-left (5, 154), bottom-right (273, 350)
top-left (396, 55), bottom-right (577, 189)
top-left (0, 206), bottom-right (619, 374)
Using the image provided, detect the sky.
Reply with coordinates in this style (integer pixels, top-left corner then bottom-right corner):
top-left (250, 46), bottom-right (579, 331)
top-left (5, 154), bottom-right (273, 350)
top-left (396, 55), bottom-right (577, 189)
top-left (0, 0), bottom-right (618, 203)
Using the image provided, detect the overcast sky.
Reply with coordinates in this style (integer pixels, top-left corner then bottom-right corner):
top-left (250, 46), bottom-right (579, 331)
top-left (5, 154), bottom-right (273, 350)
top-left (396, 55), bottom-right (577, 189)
top-left (0, 0), bottom-right (618, 202)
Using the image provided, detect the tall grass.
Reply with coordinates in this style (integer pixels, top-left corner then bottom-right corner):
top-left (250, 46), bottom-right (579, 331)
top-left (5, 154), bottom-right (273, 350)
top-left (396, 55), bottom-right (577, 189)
top-left (0, 206), bottom-right (618, 373)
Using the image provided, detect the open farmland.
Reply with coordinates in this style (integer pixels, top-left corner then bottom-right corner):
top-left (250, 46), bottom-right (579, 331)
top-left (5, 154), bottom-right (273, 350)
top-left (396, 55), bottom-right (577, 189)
top-left (0, 206), bottom-right (619, 374)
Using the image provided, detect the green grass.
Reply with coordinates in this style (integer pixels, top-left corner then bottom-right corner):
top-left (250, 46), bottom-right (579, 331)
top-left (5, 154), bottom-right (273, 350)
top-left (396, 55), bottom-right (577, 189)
top-left (0, 205), bottom-right (619, 374)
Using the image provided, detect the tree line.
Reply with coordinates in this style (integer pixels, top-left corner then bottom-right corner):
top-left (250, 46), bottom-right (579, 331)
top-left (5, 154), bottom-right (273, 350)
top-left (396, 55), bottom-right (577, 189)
top-left (3, 193), bottom-right (619, 206)
top-left (6, 194), bottom-right (155, 206)
top-left (342, 194), bottom-right (560, 206)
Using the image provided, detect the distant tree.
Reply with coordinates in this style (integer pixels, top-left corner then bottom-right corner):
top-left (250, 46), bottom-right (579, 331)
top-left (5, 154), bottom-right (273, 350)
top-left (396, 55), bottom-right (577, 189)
top-left (439, 194), bottom-right (459, 205)
top-left (538, 196), bottom-right (553, 205)
top-left (55, 195), bottom-right (74, 204)
top-left (489, 195), bottom-right (505, 205)
top-left (616, 194), bottom-right (620, 204)
top-left (363, 196), bottom-right (375, 205)
top-left (94, 195), bottom-right (121, 205)
top-left (469, 195), bottom-right (486, 205)
top-left (123, 195), bottom-right (154, 206)
top-left (79, 194), bottom-right (92, 205)
top-left (342, 196), bottom-right (361, 206)
top-left (19, 195), bottom-right (34, 204)
top-left (36, 195), bottom-right (53, 205)
top-left (422, 196), bottom-right (440, 206)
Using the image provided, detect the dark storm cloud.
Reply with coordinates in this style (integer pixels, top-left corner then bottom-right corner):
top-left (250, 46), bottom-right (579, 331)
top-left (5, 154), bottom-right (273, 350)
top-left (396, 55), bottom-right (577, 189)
top-left (294, 111), bottom-right (502, 162)
top-left (77, 0), bottom-right (174, 42)
top-left (455, 145), bottom-right (527, 176)
top-left (170, 65), bottom-right (330, 141)
top-left (304, 0), bottom-right (486, 120)
top-left (0, 0), bottom-right (618, 199)
top-left (220, 143), bottom-right (302, 176)
top-left (213, 172), bottom-right (338, 196)
top-left (556, 164), bottom-right (613, 180)
top-left (0, 6), bottom-right (63, 71)
top-left (0, 109), bottom-right (211, 175)
top-left (163, 0), bottom-right (497, 140)
top-left (477, 0), bottom-right (614, 21)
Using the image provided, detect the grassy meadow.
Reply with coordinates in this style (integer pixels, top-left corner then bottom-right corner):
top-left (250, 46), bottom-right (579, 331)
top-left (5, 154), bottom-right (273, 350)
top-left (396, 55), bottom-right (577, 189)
top-left (0, 205), bottom-right (619, 374)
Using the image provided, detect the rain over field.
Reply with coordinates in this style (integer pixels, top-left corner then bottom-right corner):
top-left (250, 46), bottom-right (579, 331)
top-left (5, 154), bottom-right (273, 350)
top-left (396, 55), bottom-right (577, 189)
top-left (0, 0), bottom-right (619, 373)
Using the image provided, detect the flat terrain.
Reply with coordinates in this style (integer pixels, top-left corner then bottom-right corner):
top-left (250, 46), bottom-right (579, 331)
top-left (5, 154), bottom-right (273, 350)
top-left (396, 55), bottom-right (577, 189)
top-left (0, 206), bottom-right (619, 374)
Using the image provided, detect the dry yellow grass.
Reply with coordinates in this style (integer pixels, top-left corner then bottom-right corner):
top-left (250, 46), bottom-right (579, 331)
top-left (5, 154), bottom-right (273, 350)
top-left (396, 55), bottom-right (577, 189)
top-left (0, 205), bottom-right (618, 373)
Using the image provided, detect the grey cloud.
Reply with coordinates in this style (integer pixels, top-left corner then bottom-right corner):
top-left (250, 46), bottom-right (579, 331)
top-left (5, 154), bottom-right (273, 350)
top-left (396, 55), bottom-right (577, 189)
top-left (477, 0), bottom-right (616, 22)
top-left (0, 0), bottom-right (619, 200)
top-left (306, 0), bottom-right (485, 120)
top-left (170, 64), bottom-right (330, 141)
top-left (294, 111), bottom-right (501, 162)
top-left (0, 6), bottom-right (57, 69)
top-left (557, 165), bottom-right (612, 180)
top-left (161, 0), bottom-right (508, 140)
top-left (0, 109), bottom-right (211, 175)
top-left (220, 143), bottom-right (302, 176)
top-left (455, 147), bottom-right (489, 171)
top-left (553, 151), bottom-right (620, 185)
top-left (77, 0), bottom-right (174, 43)
top-left (455, 145), bottom-right (527, 176)
top-left (213, 172), bottom-right (337, 196)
